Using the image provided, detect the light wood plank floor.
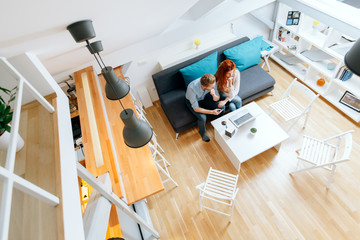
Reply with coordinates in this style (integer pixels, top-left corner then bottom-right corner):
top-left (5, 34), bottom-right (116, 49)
top-left (145, 59), bottom-right (360, 240)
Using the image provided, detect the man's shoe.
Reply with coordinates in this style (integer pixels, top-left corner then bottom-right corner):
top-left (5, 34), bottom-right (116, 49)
top-left (201, 134), bottom-right (210, 142)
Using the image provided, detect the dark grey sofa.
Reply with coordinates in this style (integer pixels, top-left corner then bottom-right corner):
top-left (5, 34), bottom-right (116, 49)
top-left (152, 36), bottom-right (275, 137)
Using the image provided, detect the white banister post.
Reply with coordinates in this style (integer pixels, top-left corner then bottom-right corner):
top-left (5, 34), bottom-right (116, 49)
top-left (4, 79), bottom-right (23, 173)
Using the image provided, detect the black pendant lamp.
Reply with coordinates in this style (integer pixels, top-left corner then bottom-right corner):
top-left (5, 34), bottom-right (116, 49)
top-left (344, 39), bottom-right (360, 77)
top-left (86, 40), bottom-right (130, 100)
top-left (121, 109), bottom-right (153, 148)
top-left (101, 66), bottom-right (130, 100)
top-left (66, 20), bottom-right (153, 148)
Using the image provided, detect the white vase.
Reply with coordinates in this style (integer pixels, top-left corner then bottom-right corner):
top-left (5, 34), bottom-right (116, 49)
top-left (0, 131), bottom-right (24, 152)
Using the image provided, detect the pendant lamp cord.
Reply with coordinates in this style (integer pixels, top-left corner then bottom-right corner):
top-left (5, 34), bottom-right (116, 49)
top-left (86, 40), bottom-right (129, 114)
top-left (97, 53), bottom-right (107, 70)
top-left (86, 40), bottom-right (105, 69)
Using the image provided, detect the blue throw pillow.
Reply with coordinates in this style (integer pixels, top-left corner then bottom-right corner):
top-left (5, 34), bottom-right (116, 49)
top-left (224, 37), bottom-right (262, 71)
top-left (179, 51), bottom-right (218, 86)
top-left (260, 39), bottom-right (274, 51)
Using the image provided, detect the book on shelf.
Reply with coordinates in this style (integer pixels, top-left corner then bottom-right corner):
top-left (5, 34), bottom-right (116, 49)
top-left (336, 66), bottom-right (353, 81)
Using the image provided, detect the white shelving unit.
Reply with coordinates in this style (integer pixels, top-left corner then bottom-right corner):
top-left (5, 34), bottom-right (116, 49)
top-left (271, 1), bottom-right (360, 122)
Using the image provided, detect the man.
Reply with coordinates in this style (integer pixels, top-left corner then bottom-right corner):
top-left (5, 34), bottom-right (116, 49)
top-left (185, 73), bottom-right (225, 142)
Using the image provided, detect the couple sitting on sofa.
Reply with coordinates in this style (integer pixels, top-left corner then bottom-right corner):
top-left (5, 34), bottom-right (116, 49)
top-left (185, 59), bottom-right (241, 142)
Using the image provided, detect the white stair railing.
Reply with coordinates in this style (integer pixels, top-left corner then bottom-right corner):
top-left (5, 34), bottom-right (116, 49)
top-left (76, 162), bottom-right (160, 239)
top-left (0, 57), bottom-right (58, 240)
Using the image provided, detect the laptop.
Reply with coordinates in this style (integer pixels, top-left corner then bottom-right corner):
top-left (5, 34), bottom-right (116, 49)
top-left (229, 109), bottom-right (255, 128)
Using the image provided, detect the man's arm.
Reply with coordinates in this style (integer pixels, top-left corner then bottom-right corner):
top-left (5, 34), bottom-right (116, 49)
top-left (210, 89), bottom-right (220, 101)
top-left (194, 107), bottom-right (223, 115)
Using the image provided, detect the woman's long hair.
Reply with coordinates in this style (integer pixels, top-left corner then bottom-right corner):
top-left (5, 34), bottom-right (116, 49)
top-left (214, 60), bottom-right (236, 93)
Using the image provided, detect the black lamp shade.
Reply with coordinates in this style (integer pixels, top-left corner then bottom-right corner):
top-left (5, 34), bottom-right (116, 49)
top-left (67, 20), bottom-right (96, 43)
top-left (101, 67), bottom-right (130, 100)
top-left (87, 41), bottom-right (103, 54)
top-left (120, 109), bottom-right (153, 148)
top-left (344, 39), bottom-right (360, 77)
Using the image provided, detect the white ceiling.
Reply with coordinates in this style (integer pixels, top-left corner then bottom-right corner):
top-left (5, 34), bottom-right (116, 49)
top-left (1, 0), bottom-right (281, 80)
top-left (0, 0), bottom-right (198, 76)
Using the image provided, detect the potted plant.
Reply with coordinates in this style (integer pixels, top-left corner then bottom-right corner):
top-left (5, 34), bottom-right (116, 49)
top-left (0, 86), bottom-right (24, 152)
top-left (250, 127), bottom-right (257, 136)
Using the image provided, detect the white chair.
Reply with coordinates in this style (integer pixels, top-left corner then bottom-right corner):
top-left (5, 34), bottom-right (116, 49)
top-left (124, 76), bottom-right (137, 101)
top-left (149, 135), bottom-right (178, 187)
top-left (290, 130), bottom-right (354, 189)
top-left (135, 101), bottom-right (152, 128)
top-left (269, 78), bottom-right (319, 132)
top-left (196, 167), bottom-right (239, 222)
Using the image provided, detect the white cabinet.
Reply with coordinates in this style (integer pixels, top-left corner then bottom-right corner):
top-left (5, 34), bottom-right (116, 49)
top-left (271, 1), bottom-right (360, 122)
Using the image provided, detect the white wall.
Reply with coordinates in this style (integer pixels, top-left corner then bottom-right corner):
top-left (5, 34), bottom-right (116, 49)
top-left (126, 10), bottom-right (274, 103)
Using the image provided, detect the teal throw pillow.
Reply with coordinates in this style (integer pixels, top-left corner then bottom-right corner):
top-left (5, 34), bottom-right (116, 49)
top-left (224, 37), bottom-right (262, 71)
top-left (179, 51), bottom-right (218, 86)
top-left (260, 38), bottom-right (274, 51)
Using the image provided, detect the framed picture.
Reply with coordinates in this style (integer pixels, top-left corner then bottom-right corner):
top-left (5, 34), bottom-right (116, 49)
top-left (286, 11), bottom-right (301, 25)
top-left (339, 91), bottom-right (360, 112)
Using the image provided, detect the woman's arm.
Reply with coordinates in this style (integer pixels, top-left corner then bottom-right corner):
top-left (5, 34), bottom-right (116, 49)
top-left (232, 69), bottom-right (241, 96)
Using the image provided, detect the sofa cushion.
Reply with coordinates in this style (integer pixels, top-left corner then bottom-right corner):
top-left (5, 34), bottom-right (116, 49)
top-left (238, 65), bottom-right (275, 100)
top-left (159, 89), bottom-right (197, 129)
top-left (224, 37), bottom-right (262, 71)
top-left (179, 51), bottom-right (218, 87)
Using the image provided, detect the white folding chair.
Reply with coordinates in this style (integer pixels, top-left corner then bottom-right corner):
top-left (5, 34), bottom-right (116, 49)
top-left (149, 135), bottom-right (178, 187)
top-left (135, 102), bottom-right (152, 128)
top-left (290, 130), bottom-right (354, 189)
top-left (196, 167), bottom-right (239, 222)
top-left (269, 78), bottom-right (319, 132)
top-left (124, 76), bottom-right (137, 101)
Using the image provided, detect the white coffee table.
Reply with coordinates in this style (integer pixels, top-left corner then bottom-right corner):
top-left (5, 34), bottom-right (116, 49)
top-left (211, 102), bottom-right (289, 172)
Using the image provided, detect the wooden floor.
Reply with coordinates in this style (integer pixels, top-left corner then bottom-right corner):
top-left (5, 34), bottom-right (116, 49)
top-left (145, 59), bottom-right (360, 240)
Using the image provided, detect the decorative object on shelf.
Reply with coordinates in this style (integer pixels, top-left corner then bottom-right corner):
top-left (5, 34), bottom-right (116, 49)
top-left (194, 38), bottom-right (201, 50)
top-left (339, 91), bottom-right (360, 112)
top-left (336, 66), bottom-right (353, 81)
top-left (344, 38), bottom-right (360, 77)
top-left (286, 11), bottom-right (300, 25)
top-left (63, 76), bottom-right (79, 113)
top-left (0, 86), bottom-right (24, 152)
top-left (301, 49), bottom-right (332, 62)
top-left (316, 78), bottom-right (326, 87)
top-left (278, 27), bottom-right (290, 42)
top-left (67, 20), bottom-right (153, 148)
top-left (273, 52), bottom-right (303, 65)
top-left (327, 62), bottom-right (336, 70)
top-left (250, 127), bottom-right (257, 136)
top-left (312, 20), bottom-right (320, 32)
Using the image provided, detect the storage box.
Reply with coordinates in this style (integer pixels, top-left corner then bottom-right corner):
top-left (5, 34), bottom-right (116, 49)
top-left (225, 125), bottom-right (236, 138)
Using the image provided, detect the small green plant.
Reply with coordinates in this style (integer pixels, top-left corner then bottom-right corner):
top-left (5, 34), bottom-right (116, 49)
top-left (250, 127), bottom-right (257, 134)
top-left (0, 86), bottom-right (17, 136)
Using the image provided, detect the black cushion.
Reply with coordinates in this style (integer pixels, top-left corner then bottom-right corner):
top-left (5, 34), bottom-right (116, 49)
top-left (239, 65), bottom-right (276, 100)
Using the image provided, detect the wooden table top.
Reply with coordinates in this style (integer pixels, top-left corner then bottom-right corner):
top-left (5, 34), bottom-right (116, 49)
top-left (98, 66), bottom-right (164, 205)
top-left (74, 66), bottom-right (123, 198)
top-left (74, 66), bottom-right (163, 205)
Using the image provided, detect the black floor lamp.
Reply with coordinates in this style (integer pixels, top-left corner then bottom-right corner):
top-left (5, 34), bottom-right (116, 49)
top-left (67, 20), bottom-right (153, 148)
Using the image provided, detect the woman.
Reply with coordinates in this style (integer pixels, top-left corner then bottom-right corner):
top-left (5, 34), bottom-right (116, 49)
top-left (215, 60), bottom-right (242, 111)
